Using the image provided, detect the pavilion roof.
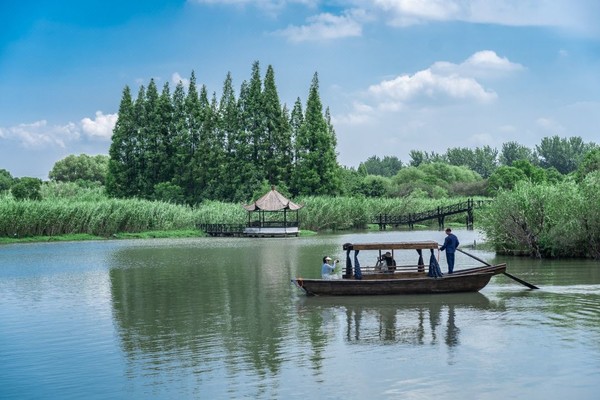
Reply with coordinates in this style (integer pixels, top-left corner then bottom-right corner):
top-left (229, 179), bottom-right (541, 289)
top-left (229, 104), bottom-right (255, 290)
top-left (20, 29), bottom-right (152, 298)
top-left (243, 188), bottom-right (303, 211)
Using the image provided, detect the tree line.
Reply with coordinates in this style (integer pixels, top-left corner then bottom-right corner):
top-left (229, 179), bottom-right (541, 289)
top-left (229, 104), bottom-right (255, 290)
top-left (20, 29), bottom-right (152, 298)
top-left (106, 61), bottom-right (339, 204)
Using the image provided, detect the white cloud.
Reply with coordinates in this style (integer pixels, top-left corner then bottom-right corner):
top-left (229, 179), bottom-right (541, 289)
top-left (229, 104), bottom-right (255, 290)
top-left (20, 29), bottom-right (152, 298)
top-left (171, 72), bottom-right (190, 87)
top-left (0, 120), bottom-right (79, 149)
top-left (81, 111), bottom-right (118, 140)
top-left (368, 65), bottom-right (498, 104)
top-left (189, 0), bottom-right (319, 14)
top-left (275, 9), bottom-right (367, 42)
top-left (371, 0), bottom-right (599, 35)
top-left (334, 50), bottom-right (524, 132)
top-left (374, 0), bottom-right (462, 26)
top-left (432, 50), bottom-right (524, 79)
top-left (1, 111), bottom-right (116, 149)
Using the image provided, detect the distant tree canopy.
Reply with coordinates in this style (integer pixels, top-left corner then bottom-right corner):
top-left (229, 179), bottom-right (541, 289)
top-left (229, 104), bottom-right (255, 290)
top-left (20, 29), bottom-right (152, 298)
top-left (576, 148), bottom-right (600, 181)
top-left (0, 169), bottom-right (14, 192)
top-left (359, 136), bottom-right (596, 197)
top-left (106, 62), bottom-right (339, 203)
top-left (358, 155), bottom-right (403, 177)
top-left (536, 135), bottom-right (595, 174)
top-left (392, 162), bottom-right (483, 199)
top-left (49, 154), bottom-right (109, 185)
top-left (11, 177), bottom-right (42, 200)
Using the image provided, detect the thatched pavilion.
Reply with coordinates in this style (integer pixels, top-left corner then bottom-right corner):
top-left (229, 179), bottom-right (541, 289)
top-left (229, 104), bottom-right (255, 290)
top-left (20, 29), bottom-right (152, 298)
top-left (243, 187), bottom-right (303, 237)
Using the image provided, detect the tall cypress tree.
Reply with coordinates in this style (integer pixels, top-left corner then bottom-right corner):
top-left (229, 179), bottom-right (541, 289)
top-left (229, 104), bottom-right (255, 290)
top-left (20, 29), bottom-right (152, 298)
top-left (292, 72), bottom-right (340, 195)
top-left (156, 83), bottom-right (174, 185)
top-left (186, 84), bottom-right (212, 202)
top-left (179, 71), bottom-right (203, 202)
top-left (132, 85), bottom-right (147, 197)
top-left (262, 65), bottom-right (291, 186)
top-left (106, 86), bottom-right (135, 197)
top-left (289, 97), bottom-right (304, 196)
top-left (246, 61), bottom-right (265, 173)
top-left (107, 63), bottom-right (340, 202)
top-left (142, 78), bottom-right (161, 197)
top-left (170, 80), bottom-right (188, 198)
top-left (218, 72), bottom-right (240, 201)
top-left (233, 80), bottom-right (261, 201)
top-left (198, 91), bottom-right (222, 200)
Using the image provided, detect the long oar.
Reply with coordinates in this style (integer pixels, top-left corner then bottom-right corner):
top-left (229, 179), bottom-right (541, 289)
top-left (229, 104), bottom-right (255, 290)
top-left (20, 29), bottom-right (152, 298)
top-left (455, 248), bottom-right (539, 290)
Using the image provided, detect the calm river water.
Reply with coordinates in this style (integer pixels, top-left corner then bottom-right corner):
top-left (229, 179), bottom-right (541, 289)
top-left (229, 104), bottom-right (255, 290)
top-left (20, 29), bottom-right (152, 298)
top-left (1, 230), bottom-right (599, 400)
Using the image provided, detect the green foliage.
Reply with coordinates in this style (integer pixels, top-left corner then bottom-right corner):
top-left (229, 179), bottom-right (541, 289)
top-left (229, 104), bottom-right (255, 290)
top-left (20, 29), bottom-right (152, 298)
top-left (195, 200), bottom-right (246, 224)
top-left (536, 135), bottom-right (596, 174)
top-left (49, 154), bottom-right (109, 185)
top-left (153, 182), bottom-right (185, 204)
top-left (0, 169), bottom-right (14, 192)
top-left (358, 155), bottom-right (403, 177)
top-left (499, 141), bottom-right (534, 166)
top-left (291, 72), bottom-right (340, 196)
top-left (445, 146), bottom-right (498, 178)
top-left (392, 163), bottom-right (482, 198)
top-left (356, 175), bottom-right (391, 197)
top-left (480, 179), bottom-right (600, 259)
top-left (10, 177), bottom-right (42, 200)
top-left (579, 171), bottom-right (600, 259)
top-left (576, 148), bottom-right (600, 182)
top-left (41, 181), bottom-right (106, 202)
top-left (0, 196), bottom-right (201, 237)
top-left (487, 166), bottom-right (526, 196)
top-left (106, 85), bottom-right (136, 198)
top-left (408, 150), bottom-right (445, 167)
top-left (512, 160), bottom-right (547, 183)
top-left (106, 62), bottom-right (339, 204)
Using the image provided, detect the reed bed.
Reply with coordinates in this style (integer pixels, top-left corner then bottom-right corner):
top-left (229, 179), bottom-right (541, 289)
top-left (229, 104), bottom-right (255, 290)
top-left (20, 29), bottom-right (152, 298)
top-left (194, 200), bottom-right (246, 224)
top-left (296, 195), bottom-right (483, 231)
top-left (0, 181), bottom-right (486, 238)
top-left (0, 197), bottom-right (201, 237)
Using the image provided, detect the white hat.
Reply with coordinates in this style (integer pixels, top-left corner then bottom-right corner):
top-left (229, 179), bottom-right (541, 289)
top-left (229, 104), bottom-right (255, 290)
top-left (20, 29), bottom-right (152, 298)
top-left (325, 256), bottom-right (332, 261)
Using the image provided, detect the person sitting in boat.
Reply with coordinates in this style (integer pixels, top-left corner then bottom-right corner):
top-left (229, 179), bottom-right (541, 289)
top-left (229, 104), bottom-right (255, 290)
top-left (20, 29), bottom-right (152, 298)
top-left (381, 251), bottom-right (396, 272)
top-left (321, 256), bottom-right (339, 279)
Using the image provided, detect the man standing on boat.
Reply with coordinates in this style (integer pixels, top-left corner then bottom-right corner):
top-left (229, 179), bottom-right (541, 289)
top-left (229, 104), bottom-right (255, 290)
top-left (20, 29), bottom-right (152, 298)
top-left (321, 256), bottom-right (338, 279)
top-left (440, 228), bottom-right (460, 274)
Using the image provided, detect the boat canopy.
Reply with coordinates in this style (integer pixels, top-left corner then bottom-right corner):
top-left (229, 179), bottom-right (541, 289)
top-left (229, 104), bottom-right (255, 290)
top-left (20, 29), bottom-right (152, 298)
top-left (343, 241), bottom-right (439, 251)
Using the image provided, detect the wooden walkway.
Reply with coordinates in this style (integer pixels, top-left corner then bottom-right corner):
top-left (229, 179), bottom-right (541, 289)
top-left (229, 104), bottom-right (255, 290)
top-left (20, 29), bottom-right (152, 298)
top-left (197, 223), bottom-right (245, 237)
top-left (197, 222), bottom-right (300, 237)
top-left (373, 198), bottom-right (492, 230)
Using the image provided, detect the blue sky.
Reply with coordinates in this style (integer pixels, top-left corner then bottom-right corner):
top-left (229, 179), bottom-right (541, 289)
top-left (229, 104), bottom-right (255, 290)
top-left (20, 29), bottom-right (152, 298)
top-left (1, 0), bottom-right (599, 178)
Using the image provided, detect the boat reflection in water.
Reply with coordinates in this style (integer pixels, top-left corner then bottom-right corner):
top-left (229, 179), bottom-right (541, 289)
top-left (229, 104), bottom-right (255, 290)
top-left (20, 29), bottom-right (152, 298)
top-left (295, 292), bottom-right (503, 348)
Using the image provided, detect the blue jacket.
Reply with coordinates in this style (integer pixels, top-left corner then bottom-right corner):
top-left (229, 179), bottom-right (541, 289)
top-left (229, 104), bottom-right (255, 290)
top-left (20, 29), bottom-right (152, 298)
top-left (440, 233), bottom-right (459, 253)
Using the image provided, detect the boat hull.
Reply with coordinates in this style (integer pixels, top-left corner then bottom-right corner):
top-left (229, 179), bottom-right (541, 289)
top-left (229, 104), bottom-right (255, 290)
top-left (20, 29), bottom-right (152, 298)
top-left (292, 264), bottom-right (506, 296)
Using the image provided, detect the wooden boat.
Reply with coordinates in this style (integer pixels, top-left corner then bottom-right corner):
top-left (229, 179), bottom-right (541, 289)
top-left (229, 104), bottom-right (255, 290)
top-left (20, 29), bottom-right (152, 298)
top-left (291, 241), bottom-right (506, 296)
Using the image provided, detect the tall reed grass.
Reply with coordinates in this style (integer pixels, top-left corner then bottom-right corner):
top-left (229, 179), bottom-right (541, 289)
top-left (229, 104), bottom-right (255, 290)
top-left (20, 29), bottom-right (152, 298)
top-left (0, 180), bottom-right (486, 238)
top-left (0, 197), bottom-right (201, 237)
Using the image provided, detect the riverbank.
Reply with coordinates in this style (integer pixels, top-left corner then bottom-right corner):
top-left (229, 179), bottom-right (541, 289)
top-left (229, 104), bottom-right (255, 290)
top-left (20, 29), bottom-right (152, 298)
top-left (0, 229), bottom-right (319, 245)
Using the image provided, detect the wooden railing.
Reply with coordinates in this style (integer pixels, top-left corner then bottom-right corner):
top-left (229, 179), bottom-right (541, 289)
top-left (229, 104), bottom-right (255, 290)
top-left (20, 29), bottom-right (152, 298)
top-left (373, 199), bottom-right (492, 230)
